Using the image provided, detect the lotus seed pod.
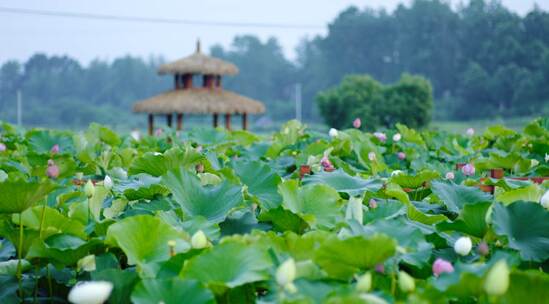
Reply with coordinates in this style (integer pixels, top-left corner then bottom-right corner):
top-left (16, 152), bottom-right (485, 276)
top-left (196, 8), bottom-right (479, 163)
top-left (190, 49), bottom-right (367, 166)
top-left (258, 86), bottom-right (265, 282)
top-left (484, 260), bottom-right (510, 296)
top-left (276, 258), bottom-right (296, 286)
top-left (398, 271), bottom-right (415, 292)
top-left (454, 236), bottom-right (473, 256)
top-left (356, 272), bottom-right (372, 292)
top-left (328, 128), bottom-right (339, 138)
top-left (191, 230), bottom-right (208, 249)
top-left (84, 180), bottom-right (95, 198)
top-left (393, 133), bottom-right (402, 142)
top-left (68, 281), bottom-right (113, 304)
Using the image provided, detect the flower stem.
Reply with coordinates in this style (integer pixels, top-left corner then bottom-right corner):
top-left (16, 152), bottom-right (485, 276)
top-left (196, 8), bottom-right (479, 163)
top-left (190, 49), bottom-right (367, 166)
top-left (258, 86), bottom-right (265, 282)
top-left (17, 213), bottom-right (24, 302)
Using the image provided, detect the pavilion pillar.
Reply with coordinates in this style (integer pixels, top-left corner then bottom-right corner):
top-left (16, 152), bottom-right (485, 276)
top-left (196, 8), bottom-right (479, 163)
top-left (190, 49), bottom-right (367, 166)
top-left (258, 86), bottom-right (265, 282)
top-left (225, 113), bottom-right (231, 130)
top-left (183, 74), bottom-right (193, 89)
top-left (174, 74), bottom-right (180, 90)
top-left (166, 114), bottom-right (173, 128)
top-left (176, 113), bottom-right (183, 131)
top-left (213, 113), bottom-right (219, 128)
top-left (242, 113), bottom-right (248, 130)
top-left (148, 114), bottom-right (154, 135)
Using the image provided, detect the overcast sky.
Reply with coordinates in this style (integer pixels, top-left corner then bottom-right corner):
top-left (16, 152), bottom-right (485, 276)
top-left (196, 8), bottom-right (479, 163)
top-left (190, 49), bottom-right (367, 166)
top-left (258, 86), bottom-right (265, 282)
top-left (1, 0), bottom-right (548, 65)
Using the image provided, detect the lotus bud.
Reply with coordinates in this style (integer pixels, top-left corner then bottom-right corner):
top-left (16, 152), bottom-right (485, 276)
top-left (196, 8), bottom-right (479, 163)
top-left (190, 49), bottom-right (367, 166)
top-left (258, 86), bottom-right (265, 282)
top-left (167, 240), bottom-right (177, 256)
top-left (328, 128), bottom-right (339, 138)
top-left (0, 142), bottom-right (6, 152)
top-left (540, 190), bottom-right (549, 209)
top-left (398, 271), bottom-right (415, 292)
top-left (276, 258), bottom-right (296, 286)
top-left (368, 152), bottom-right (376, 161)
top-left (130, 129), bottom-right (140, 141)
top-left (320, 155), bottom-right (335, 171)
top-left (374, 263), bottom-right (384, 274)
top-left (346, 196), bottom-right (363, 224)
top-left (46, 161), bottom-right (60, 179)
top-left (77, 255), bottom-right (96, 272)
top-left (368, 199), bottom-right (378, 209)
top-left (103, 175), bottom-right (113, 191)
top-left (432, 258), bottom-right (454, 277)
top-left (68, 281), bottom-right (113, 304)
top-left (466, 128), bottom-right (475, 136)
top-left (445, 172), bottom-right (455, 180)
top-left (461, 163), bottom-right (475, 176)
top-left (374, 132), bottom-right (387, 142)
top-left (191, 230), bottom-right (208, 249)
top-left (530, 159), bottom-right (539, 168)
top-left (545, 153), bottom-right (549, 163)
top-left (483, 260), bottom-right (510, 296)
top-left (84, 180), bottom-right (95, 198)
top-left (393, 133), bottom-right (402, 142)
top-left (454, 236), bottom-right (472, 256)
top-left (50, 144), bottom-right (60, 154)
top-left (397, 152), bottom-right (406, 160)
top-left (111, 167), bottom-right (127, 180)
top-left (353, 118), bottom-right (361, 129)
top-left (75, 172), bottom-right (84, 180)
top-left (477, 241), bottom-right (489, 256)
top-left (356, 272), bottom-right (372, 292)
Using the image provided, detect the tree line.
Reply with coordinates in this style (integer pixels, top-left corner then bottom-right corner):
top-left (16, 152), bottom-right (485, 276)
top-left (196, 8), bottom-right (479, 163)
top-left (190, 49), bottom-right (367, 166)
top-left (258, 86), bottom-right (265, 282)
top-left (1, 0), bottom-right (548, 129)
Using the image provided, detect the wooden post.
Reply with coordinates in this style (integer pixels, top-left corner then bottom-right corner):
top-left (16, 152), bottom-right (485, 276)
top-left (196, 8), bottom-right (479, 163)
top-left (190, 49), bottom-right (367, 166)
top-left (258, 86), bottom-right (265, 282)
top-left (174, 74), bottom-right (180, 90)
top-left (215, 75), bottom-right (221, 88)
top-left (225, 113), bottom-right (231, 130)
top-left (176, 113), bottom-right (183, 131)
top-left (242, 113), bottom-right (248, 130)
top-left (148, 114), bottom-right (154, 135)
top-left (490, 168), bottom-right (504, 179)
top-left (183, 74), bottom-right (193, 89)
top-left (213, 113), bottom-right (218, 128)
top-left (166, 114), bottom-right (173, 128)
top-left (203, 75), bottom-right (214, 88)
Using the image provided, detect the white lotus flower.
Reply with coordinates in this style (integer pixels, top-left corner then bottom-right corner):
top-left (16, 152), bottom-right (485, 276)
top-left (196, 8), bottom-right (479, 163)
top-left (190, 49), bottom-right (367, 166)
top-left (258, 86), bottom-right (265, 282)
top-left (540, 190), bottom-right (549, 209)
top-left (445, 172), bottom-right (455, 180)
top-left (484, 260), bottom-right (510, 296)
top-left (191, 230), bottom-right (209, 249)
top-left (545, 153), bottom-right (549, 163)
top-left (391, 170), bottom-right (403, 177)
top-left (393, 133), bottom-right (402, 142)
top-left (130, 130), bottom-right (141, 141)
top-left (103, 175), bottom-right (113, 191)
top-left (111, 167), bottom-right (128, 180)
top-left (454, 236), bottom-right (472, 256)
top-left (328, 128), bottom-right (339, 138)
top-left (68, 281), bottom-right (113, 304)
top-left (276, 258), bottom-right (296, 286)
top-left (368, 152), bottom-right (376, 161)
top-left (531, 159), bottom-right (539, 168)
top-left (466, 128), bottom-right (475, 136)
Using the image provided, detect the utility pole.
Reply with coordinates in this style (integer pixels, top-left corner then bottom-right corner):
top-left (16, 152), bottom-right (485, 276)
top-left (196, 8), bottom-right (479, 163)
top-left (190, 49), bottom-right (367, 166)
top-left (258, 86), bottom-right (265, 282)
top-left (295, 83), bottom-right (302, 122)
top-left (17, 90), bottom-right (22, 126)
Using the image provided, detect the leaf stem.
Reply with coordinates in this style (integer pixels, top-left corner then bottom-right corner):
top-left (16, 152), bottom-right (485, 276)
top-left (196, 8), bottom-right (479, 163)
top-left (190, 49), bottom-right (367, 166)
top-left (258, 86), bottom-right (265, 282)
top-left (17, 213), bottom-right (24, 302)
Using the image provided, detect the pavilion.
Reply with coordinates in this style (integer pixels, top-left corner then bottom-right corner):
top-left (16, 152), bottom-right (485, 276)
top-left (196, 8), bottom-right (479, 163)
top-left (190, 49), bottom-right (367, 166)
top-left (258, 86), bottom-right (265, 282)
top-left (133, 41), bottom-right (265, 134)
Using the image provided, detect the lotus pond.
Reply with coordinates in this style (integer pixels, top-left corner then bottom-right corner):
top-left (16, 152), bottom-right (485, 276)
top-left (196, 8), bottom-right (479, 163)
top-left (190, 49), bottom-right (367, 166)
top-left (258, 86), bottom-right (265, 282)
top-left (0, 119), bottom-right (548, 303)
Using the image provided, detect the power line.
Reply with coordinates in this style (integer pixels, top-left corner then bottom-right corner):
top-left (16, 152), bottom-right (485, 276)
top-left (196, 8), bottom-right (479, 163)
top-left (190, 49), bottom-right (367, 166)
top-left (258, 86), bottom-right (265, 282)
top-left (0, 6), bottom-right (324, 30)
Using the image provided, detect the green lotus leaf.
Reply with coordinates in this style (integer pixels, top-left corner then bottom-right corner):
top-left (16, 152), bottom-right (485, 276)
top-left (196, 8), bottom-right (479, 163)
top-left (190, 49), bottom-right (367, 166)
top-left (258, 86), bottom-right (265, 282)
top-left (314, 234), bottom-right (397, 280)
top-left (92, 269), bottom-right (140, 304)
top-left (13, 206), bottom-right (86, 239)
top-left (233, 160), bottom-right (282, 209)
top-left (389, 170), bottom-right (440, 189)
top-left (26, 236), bottom-right (102, 266)
top-left (503, 270), bottom-right (549, 303)
top-left (436, 202), bottom-right (491, 237)
top-left (26, 129), bottom-right (74, 154)
top-left (279, 180), bottom-right (341, 229)
top-left (363, 199), bottom-right (406, 224)
top-left (129, 153), bottom-right (167, 177)
top-left (258, 206), bottom-right (309, 234)
top-left (495, 184), bottom-right (544, 205)
top-left (162, 168), bottom-right (243, 223)
top-left (116, 174), bottom-right (169, 200)
top-left (132, 278), bottom-right (215, 304)
top-left (385, 183), bottom-right (446, 224)
top-left (105, 215), bottom-right (189, 266)
top-left (431, 181), bottom-right (492, 213)
top-left (181, 241), bottom-right (272, 288)
top-left (0, 178), bottom-right (56, 214)
top-left (492, 202), bottom-right (549, 261)
top-left (303, 169), bottom-right (383, 196)
top-left (0, 259), bottom-right (31, 275)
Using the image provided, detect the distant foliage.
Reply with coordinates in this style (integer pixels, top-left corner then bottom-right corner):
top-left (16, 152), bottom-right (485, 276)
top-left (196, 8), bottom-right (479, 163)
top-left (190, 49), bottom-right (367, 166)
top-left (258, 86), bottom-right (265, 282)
top-left (317, 74), bottom-right (433, 129)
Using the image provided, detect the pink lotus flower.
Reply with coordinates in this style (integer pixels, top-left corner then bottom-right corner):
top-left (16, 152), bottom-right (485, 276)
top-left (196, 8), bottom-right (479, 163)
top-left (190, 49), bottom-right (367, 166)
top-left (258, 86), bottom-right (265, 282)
top-left (466, 128), bottom-right (475, 136)
top-left (461, 163), bottom-right (475, 176)
top-left (353, 118), bottom-right (361, 129)
top-left (154, 128), bottom-right (163, 136)
top-left (432, 258), bottom-right (454, 277)
top-left (369, 199), bottom-right (378, 209)
top-left (373, 132), bottom-right (387, 142)
top-left (46, 160), bottom-right (60, 179)
top-left (397, 152), bottom-right (406, 160)
top-left (320, 155), bottom-right (335, 171)
top-left (368, 152), bottom-right (376, 161)
top-left (477, 241), bottom-right (489, 256)
top-left (445, 172), bottom-right (455, 180)
top-left (0, 142), bottom-right (6, 152)
top-left (375, 263), bottom-right (385, 274)
top-left (50, 144), bottom-right (60, 154)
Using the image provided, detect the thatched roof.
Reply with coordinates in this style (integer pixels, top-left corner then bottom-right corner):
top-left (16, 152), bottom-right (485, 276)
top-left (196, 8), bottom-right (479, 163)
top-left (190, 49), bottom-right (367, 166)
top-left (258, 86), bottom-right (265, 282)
top-left (157, 41), bottom-right (238, 76)
top-left (133, 88), bottom-right (265, 114)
